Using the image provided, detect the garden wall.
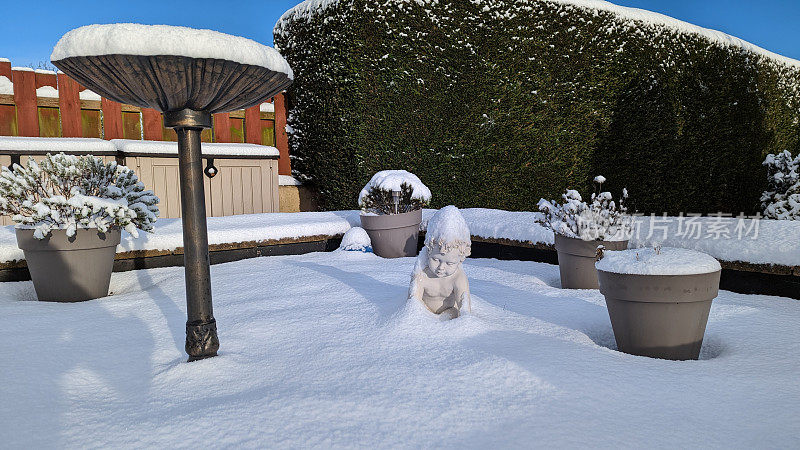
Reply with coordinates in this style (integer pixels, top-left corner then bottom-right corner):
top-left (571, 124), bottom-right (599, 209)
top-left (275, 0), bottom-right (800, 214)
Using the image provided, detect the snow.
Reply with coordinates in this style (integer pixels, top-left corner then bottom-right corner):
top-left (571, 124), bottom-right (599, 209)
top-left (0, 136), bottom-right (115, 153)
top-left (35, 85), bottom-right (59, 98)
top-left (79, 89), bottom-right (101, 101)
top-left (51, 24), bottom-right (294, 79)
top-left (628, 215), bottom-right (800, 267)
top-left (424, 205), bottom-right (470, 247)
top-left (11, 66), bottom-right (33, 72)
top-left (1, 251), bottom-right (798, 447)
top-left (278, 175), bottom-right (302, 186)
top-left (0, 75), bottom-right (13, 95)
top-left (1, 208), bottom-right (798, 267)
top-left (597, 247), bottom-right (721, 276)
top-left (259, 102), bottom-right (275, 113)
top-left (357, 170), bottom-right (432, 204)
top-left (594, 175), bottom-right (606, 184)
top-left (110, 139), bottom-right (279, 157)
top-left (277, 0), bottom-right (800, 69)
top-left (338, 226), bottom-right (371, 251)
top-left (0, 57), bottom-right (9, 62)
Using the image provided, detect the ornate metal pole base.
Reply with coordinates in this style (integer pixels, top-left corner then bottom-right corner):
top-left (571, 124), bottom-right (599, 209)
top-left (165, 108), bottom-right (220, 362)
top-left (186, 319), bottom-right (220, 362)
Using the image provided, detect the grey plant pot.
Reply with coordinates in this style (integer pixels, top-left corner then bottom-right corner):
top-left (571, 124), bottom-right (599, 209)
top-left (597, 269), bottom-right (721, 360)
top-left (16, 228), bottom-right (121, 302)
top-left (360, 209), bottom-right (422, 258)
top-left (554, 234), bottom-right (628, 289)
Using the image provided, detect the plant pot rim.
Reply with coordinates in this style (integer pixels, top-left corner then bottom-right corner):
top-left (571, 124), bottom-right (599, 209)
top-left (554, 233), bottom-right (628, 257)
top-left (16, 227), bottom-right (122, 252)
top-left (360, 209), bottom-right (423, 231)
top-left (598, 269), bottom-right (721, 303)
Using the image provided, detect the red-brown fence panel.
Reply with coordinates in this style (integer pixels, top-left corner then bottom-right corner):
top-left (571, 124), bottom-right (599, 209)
top-left (274, 93), bottom-right (290, 175)
top-left (57, 73), bottom-right (82, 137)
top-left (12, 68), bottom-right (38, 137)
top-left (244, 105), bottom-right (261, 144)
top-left (100, 97), bottom-right (123, 140)
top-left (142, 108), bottom-right (162, 141)
top-left (213, 112), bottom-right (231, 143)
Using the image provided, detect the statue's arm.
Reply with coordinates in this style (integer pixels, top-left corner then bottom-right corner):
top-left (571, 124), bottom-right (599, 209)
top-left (409, 273), bottom-right (425, 301)
top-left (454, 271), bottom-right (471, 313)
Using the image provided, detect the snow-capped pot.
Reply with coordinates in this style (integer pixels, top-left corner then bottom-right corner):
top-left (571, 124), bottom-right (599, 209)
top-left (0, 153), bottom-right (159, 302)
top-left (596, 247), bottom-right (722, 360)
top-left (359, 170), bottom-right (429, 258)
top-left (538, 175), bottom-right (631, 289)
top-left (761, 150), bottom-right (799, 220)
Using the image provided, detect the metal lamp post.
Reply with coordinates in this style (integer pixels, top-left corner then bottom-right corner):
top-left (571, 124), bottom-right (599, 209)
top-left (52, 30), bottom-right (293, 361)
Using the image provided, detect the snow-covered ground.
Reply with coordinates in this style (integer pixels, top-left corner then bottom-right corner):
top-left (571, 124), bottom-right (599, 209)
top-left (1, 251), bottom-right (798, 448)
top-left (1, 209), bottom-right (798, 267)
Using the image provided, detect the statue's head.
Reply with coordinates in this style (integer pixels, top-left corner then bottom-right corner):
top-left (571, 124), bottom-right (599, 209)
top-left (424, 206), bottom-right (471, 278)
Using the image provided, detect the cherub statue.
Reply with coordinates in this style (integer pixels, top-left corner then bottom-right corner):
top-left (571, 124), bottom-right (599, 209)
top-left (409, 206), bottom-right (471, 320)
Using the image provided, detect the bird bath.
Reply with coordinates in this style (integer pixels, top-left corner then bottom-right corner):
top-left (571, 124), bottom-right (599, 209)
top-left (51, 24), bottom-right (293, 361)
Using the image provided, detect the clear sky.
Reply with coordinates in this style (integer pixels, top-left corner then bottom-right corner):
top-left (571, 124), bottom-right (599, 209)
top-left (0, 0), bottom-right (798, 68)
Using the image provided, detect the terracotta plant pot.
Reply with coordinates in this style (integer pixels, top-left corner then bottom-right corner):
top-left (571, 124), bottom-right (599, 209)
top-left (597, 265), bottom-right (721, 361)
top-left (554, 234), bottom-right (628, 289)
top-left (360, 209), bottom-right (422, 258)
top-left (16, 228), bottom-right (121, 302)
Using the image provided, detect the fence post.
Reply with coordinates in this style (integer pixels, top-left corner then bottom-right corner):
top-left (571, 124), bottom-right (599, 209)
top-left (244, 105), bottom-right (261, 144)
top-left (101, 97), bottom-right (123, 140)
top-left (0, 60), bottom-right (11, 80)
top-left (12, 68), bottom-right (38, 137)
top-left (57, 73), bottom-right (82, 137)
top-left (274, 92), bottom-right (290, 176)
top-left (142, 108), bottom-right (162, 140)
top-left (213, 113), bottom-right (231, 142)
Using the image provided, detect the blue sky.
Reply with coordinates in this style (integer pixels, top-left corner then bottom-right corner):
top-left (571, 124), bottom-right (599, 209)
top-left (0, 0), bottom-right (798, 68)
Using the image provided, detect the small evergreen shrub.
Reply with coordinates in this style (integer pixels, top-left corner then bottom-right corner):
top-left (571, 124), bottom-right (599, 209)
top-left (761, 150), bottom-right (800, 220)
top-left (0, 153), bottom-right (160, 239)
top-left (358, 170), bottom-right (431, 214)
top-left (538, 175), bottom-right (631, 241)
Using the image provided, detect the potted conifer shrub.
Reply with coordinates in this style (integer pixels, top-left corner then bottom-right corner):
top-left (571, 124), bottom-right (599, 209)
top-left (359, 170), bottom-right (430, 258)
top-left (596, 246), bottom-right (722, 360)
top-left (0, 153), bottom-right (159, 302)
top-left (538, 176), bottom-right (631, 289)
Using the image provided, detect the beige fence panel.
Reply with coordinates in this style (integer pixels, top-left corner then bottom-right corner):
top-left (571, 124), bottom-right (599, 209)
top-left (0, 155), bottom-right (9, 226)
top-left (132, 156), bottom-right (277, 219)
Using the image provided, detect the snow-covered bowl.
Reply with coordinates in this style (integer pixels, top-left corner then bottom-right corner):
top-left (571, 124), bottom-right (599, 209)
top-left (596, 247), bottom-right (722, 360)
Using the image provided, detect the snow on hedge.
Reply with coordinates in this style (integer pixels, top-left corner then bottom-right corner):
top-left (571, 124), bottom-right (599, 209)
top-left (596, 247), bottom-right (721, 276)
top-left (1, 252), bottom-right (799, 447)
top-left (761, 150), bottom-right (800, 220)
top-left (277, 0), bottom-right (800, 70)
top-left (51, 24), bottom-right (294, 79)
top-left (111, 139), bottom-right (280, 157)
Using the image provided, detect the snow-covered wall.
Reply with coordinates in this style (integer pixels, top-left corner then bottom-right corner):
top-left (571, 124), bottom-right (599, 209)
top-left (1, 209), bottom-right (798, 268)
top-left (274, 0), bottom-right (800, 215)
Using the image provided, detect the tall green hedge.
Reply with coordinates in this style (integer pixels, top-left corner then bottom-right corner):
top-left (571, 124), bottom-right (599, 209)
top-left (275, 0), bottom-right (800, 214)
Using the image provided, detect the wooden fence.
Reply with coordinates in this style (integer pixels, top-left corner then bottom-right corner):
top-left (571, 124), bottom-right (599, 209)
top-left (0, 59), bottom-right (291, 175)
